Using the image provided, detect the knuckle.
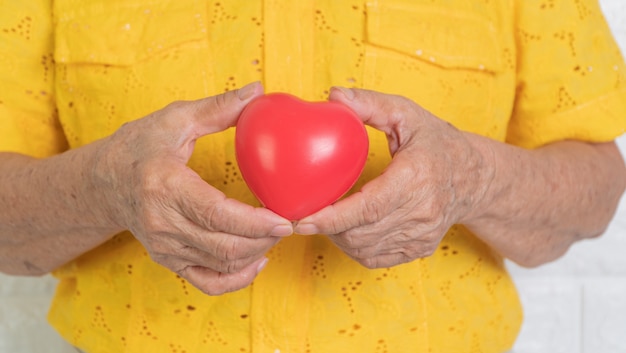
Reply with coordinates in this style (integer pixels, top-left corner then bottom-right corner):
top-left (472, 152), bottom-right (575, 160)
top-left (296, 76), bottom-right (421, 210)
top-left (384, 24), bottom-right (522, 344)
top-left (214, 236), bottom-right (240, 262)
top-left (359, 257), bottom-right (380, 269)
top-left (199, 200), bottom-right (227, 232)
top-left (223, 260), bottom-right (244, 274)
top-left (396, 161), bottom-right (419, 185)
top-left (338, 231), bottom-right (358, 248)
top-left (149, 251), bottom-right (167, 264)
top-left (397, 226), bottom-right (417, 242)
top-left (182, 267), bottom-right (244, 296)
top-left (412, 235), bottom-right (440, 258)
top-left (161, 100), bottom-right (198, 134)
top-left (347, 245), bottom-right (380, 268)
top-left (361, 196), bottom-right (386, 225)
top-left (418, 198), bottom-right (446, 225)
top-left (149, 235), bottom-right (176, 256)
top-left (343, 243), bottom-right (362, 260)
top-left (399, 244), bottom-right (421, 260)
top-left (426, 217), bottom-right (448, 237)
top-left (206, 261), bottom-right (229, 276)
top-left (202, 288), bottom-right (221, 296)
top-left (136, 161), bottom-right (173, 200)
top-left (421, 246), bottom-right (437, 258)
top-left (353, 248), bottom-right (375, 262)
top-left (164, 100), bottom-right (188, 113)
top-left (333, 231), bottom-right (367, 255)
top-left (197, 94), bottom-right (229, 122)
top-left (389, 108), bottom-right (407, 125)
top-left (396, 252), bottom-right (414, 265)
top-left (197, 94), bottom-right (234, 131)
top-left (112, 118), bottom-right (149, 145)
top-left (137, 211), bottom-right (167, 235)
top-left (200, 284), bottom-right (228, 296)
top-left (209, 281), bottom-right (246, 296)
top-left (112, 120), bottom-right (135, 141)
top-left (147, 247), bottom-right (174, 268)
top-left (213, 93), bottom-right (229, 112)
top-left (325, 216), bottom-right (347, 235)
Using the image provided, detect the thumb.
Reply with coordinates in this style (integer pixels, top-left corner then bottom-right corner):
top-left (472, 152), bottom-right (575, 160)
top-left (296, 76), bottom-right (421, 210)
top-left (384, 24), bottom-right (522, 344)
top-left (329, 87), bottom-right (431, 155)
top-left (186, 81), bottom-right (264, 137)
top-left (152, 81), bottom-right (263, 162)
top-left (328, 87), bottom-right (417, 136)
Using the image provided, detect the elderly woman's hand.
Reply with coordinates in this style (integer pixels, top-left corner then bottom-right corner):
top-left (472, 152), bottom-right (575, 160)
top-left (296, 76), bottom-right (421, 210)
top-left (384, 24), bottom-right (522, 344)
top-left (94, 82), bottom-right (293, 294)
top-left (294, 88), bottom-right (494, 268)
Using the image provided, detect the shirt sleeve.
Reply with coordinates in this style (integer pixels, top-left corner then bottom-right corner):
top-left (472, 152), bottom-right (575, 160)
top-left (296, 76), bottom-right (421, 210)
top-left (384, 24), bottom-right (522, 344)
top-left (0, 0), bottom-right (68, 157)
top-left (507, 0), bottom-right (626, 149)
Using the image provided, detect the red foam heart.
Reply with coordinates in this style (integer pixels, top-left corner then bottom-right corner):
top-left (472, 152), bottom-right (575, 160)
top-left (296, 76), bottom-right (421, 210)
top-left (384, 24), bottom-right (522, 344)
top-left (235, 93), bottom-right (369, 220)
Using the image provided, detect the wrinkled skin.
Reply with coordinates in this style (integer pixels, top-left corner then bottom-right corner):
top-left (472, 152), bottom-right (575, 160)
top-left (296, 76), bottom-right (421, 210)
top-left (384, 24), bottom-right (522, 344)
top-left (85, 83), bottom-right (293, 295)
top-left (294, 88), bottom-right (493, 268)
top-left (294, 87), bottom-right (625, 269)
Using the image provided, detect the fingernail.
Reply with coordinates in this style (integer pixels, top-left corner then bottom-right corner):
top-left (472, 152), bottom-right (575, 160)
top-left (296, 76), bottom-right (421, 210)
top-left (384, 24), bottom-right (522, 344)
top-left (294, 223), bottom-right (319, 235)
top-left (256, 257), bottom-right (269, 274)
top-left (270, 224), bottom-right (293, 237)
top-left (331, 86), bottom-right (355, 101)
top-left (237, 81), bottom-right (261, 101)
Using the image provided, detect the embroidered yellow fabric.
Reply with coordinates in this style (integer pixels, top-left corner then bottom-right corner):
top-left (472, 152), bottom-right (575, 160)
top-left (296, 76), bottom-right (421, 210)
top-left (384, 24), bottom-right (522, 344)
top-left (1, 0), bottom-right (625, 352)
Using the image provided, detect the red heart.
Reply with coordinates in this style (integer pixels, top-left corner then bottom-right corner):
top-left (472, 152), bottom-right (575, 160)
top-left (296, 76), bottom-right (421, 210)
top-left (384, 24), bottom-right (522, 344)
top-left (235, 93), bottom-right (369, 220)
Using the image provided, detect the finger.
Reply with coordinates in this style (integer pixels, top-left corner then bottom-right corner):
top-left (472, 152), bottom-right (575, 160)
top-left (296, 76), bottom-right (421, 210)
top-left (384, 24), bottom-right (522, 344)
top-left (181, 257), bottom-right (269, 296)
top-left (166, 81), bottom-right (264, 138)
top-left (185, 229), bottom-right (280, 262)
top-left (332, 226), bottom-right (438, 262)
top-left (191, 81), bottom-right (264, 134)
top-left (178, 172), bottom-right (293, 238)
top-left (169, 236), bottom-right (277, 274)
top-left (294, 156), bottom-right (415, 236)
top-left (354, 252), bottom-right (413, 269)
top-left (150, 202), bottom-right (282, 271)
top-left (186, 230), bottom-right (280, 273)
top-left (164, 207), bottom-right (281, 259)
top-left (328, 87), bottom-right (418, 135)
top-left (327, 217), bottom-right (407, 251)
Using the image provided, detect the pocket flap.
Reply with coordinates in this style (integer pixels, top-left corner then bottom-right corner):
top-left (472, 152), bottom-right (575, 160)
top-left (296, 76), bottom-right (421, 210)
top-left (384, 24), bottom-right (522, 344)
top-left (366, 1), bottom-right (503, 72)
top-left (54, 0), bottom-right (207, 65)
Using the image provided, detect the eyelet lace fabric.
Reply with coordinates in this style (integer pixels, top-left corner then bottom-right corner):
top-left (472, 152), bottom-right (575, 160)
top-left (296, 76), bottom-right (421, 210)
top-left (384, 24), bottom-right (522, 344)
top-left (1, 0), bottom-right (625, 352)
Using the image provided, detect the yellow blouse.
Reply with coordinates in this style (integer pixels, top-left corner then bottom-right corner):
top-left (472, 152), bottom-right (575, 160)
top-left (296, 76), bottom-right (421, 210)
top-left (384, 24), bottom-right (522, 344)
top-left (1, 0), bottom-right (625, 352)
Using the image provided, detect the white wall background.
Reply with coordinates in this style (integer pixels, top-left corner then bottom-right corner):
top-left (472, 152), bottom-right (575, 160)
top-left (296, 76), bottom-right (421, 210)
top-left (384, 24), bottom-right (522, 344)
top-left (1, 1), bottom-right (625, 352)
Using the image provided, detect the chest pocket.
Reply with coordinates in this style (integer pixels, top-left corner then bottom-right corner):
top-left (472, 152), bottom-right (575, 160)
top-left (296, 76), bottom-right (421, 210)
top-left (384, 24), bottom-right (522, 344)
top-left (52, 0), bottom-right (211, 147)
top-left (54, 0), bottom-right (208, 66)
top-left (363, 1), bottom-right (513, 139)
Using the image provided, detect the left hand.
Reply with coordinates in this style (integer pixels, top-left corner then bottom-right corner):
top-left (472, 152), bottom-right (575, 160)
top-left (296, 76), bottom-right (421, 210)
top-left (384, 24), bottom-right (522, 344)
top-left (294, 87), bottom-right (495, 268)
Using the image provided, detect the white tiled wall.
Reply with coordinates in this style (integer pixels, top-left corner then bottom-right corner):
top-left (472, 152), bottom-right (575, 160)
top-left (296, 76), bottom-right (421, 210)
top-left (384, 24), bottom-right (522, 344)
top-left (1, 1), bottom-right (626, 352)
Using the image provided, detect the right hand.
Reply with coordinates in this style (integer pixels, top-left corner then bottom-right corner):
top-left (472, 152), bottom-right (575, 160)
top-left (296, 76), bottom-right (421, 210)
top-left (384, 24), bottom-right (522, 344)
top-left (92, 82), bottom-right (293, 295)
